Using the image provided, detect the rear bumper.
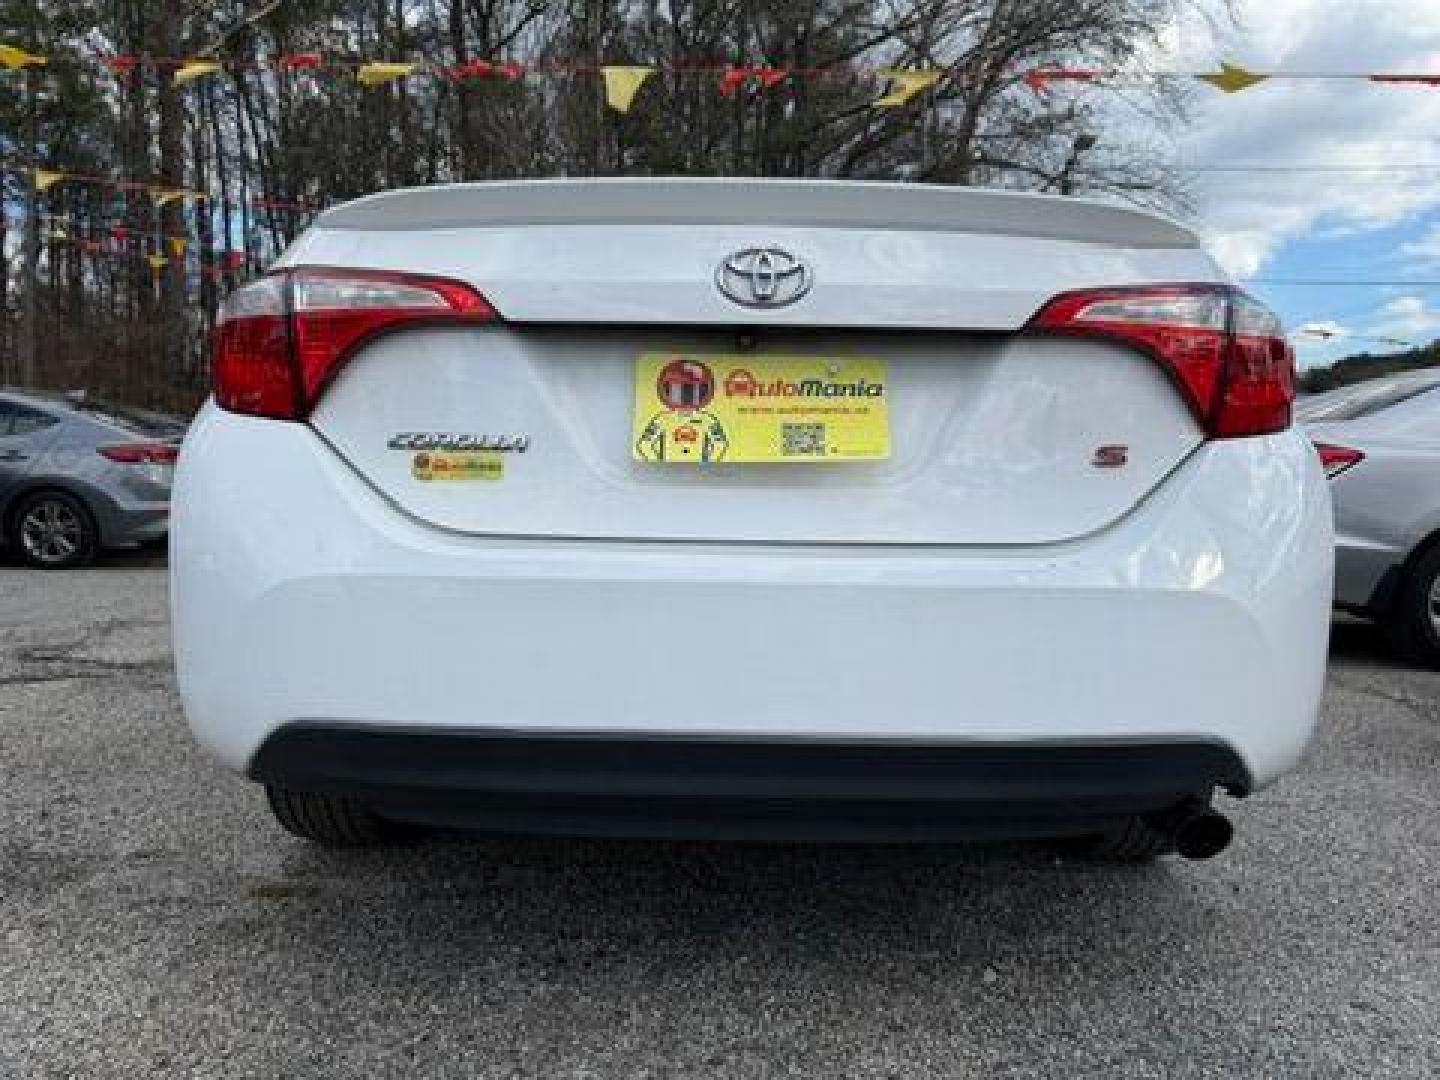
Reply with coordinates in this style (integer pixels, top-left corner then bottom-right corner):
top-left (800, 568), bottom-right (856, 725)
top-left (173, 408), bottom-right (1332, 798)
top-left (250, 725), bottom-right (1249, 841)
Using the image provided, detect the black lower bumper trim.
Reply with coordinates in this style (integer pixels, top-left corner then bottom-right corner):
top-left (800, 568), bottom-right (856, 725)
top-left (249, 726), bottom-right (1251, 843)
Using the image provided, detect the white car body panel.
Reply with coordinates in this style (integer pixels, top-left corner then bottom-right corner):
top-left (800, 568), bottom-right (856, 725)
top-left (175, 406), bottom-right (1331, 790)
top-left (311, 329), bottom-right (1202, 545)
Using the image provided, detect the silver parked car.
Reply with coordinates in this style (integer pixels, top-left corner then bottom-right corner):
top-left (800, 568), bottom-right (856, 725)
top-left (1299, 370), bottom-right (1440, 664)
top-left (0, 389), bottom-right (182, 569)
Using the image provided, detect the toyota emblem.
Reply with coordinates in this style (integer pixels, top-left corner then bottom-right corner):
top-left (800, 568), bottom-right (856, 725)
top-left (715, 247), bottom-right (813, 309)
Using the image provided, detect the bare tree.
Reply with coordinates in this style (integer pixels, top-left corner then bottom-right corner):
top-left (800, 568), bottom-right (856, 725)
top-left (1, 0), bottom-right (1201, 409)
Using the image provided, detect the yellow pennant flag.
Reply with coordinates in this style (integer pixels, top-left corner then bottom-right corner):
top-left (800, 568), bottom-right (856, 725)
top-left (173, 59), bottom-right (222, 85)
top-left (602, 66), bottom-right (654, 114)
top-left (875, 68), bottom-right (942, 107)
top-left (0, 44), bottom-right (47, 70)
top-left (33, 168), bottom-right (64, 192)
top-left (148, 253), bottom-right (169, 272)
top-left (168, 236), bottom-right (188, 259)
top-left (1198, 62), bottom-right (1268, 94)
top-left (357, 62), bottom-right (415, 87)
top-left (151, 188), bottom-right (193, 208)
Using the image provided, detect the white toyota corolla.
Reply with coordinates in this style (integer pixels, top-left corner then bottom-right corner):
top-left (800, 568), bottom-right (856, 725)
top-left (172, 179), bottom-right (1332, 861)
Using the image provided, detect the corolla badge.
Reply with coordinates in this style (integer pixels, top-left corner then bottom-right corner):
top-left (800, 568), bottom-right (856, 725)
top-left (715, 247), bottom-right (813, 309)
top-left (388, 432), bottom-right (530, 453)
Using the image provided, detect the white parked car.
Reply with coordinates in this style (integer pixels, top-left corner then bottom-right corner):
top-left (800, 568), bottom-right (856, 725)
top-left (1299, 371), bottom-right (1440, 664)
top-left (172, 179), bottom-right (1332, 861)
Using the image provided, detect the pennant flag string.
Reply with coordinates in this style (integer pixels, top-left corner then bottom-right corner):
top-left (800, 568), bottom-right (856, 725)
top-left (11, 212), bottom-right (259, 280)
top-left (2, 163), bottom-right (320, 214)
top-left (3, 209), bottom-right (223, 249)
top-left (2, 43), bottom-right (1439, 100)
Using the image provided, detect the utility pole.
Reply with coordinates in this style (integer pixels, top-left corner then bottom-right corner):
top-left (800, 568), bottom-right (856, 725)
top-left (1057, 132), bottom-right (1097, 196)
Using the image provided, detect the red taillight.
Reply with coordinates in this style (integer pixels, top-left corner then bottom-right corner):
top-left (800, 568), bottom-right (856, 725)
top-left (213, 267), bottom-right (498, 420)
top-left (98, 443), bottom-right (180, 464)
top-left (1314, 442), bottom-right (1364, 479)
top-left (1028, 285), bottom-right (1295, 439)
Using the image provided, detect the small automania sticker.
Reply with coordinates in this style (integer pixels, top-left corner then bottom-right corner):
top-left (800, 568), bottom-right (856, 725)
top-left (411, 451), bottom-right (505, 482)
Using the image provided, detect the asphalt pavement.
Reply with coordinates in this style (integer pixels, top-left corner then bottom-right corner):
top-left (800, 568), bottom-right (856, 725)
top-left (2, 553), bottom-right (1438, 1079)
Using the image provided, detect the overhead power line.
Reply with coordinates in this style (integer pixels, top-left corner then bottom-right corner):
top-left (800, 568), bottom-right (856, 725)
top-left (1189, 165), bottom-right (1440, 174)
top-left (1247, 278), bottom-right (1440, 287)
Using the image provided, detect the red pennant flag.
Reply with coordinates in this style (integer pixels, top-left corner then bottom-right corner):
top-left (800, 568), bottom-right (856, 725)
top-left (719, 65), bottom-right (788, 96)
top-left (278, 51), bottom-right (323, 71)
top-left (110, 225), bottom-right (129, 244)
top-left (105, 55), bottom-right (140, 78)
top-left (445, 58), bottom-right (524, 81)
top-left (1024, 68), bottom-right (1100, 96)
top-left (1370, 74), bottom-right (1440, 86)
top-left (719, 66), bottom-right (749, 96)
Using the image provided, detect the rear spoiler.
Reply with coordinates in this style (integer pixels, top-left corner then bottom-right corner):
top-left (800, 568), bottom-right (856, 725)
top-left (315, 178), bottom-right (1201, 250)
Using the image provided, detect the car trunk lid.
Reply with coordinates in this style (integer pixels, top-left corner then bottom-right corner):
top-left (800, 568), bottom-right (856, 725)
top-left (291, 180), bottom-right (1219, 546)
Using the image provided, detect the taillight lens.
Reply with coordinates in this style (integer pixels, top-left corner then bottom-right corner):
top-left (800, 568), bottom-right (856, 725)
top-left (213, 275), bottom-right (294, 419)
top-left (1314, 442), bottom-right (1364, 479)
top-left (1028, 285), bottom-right (1295, 439)
top-left (97, 443), bottom-right (180, 464)
top-left (214, 267), bottom-right (497, 420)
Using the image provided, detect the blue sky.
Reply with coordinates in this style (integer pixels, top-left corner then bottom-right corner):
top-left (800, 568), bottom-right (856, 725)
top-left (1248, 213), bottom-right (1440, 364)
top-left (1164, 0), bottom-right (1440, 367)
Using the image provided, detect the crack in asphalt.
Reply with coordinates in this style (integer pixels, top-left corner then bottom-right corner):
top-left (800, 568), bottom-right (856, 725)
top-left (1331, 669), bottom-right (1440, 724)
top-left (0, 617), bottom-right (170, 686)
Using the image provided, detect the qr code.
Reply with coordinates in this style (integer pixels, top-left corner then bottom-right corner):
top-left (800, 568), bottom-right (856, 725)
top-left (782, 423), bottom-right (827, 456)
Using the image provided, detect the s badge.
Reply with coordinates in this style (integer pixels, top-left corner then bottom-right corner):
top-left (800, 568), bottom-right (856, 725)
top-left (1092, 444), bottom-right (1129, 469)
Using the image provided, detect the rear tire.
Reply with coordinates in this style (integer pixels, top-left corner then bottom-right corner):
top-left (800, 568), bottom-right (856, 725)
top-left (1385, 544), bottom-right (1440, 668)
top-left (10, 490), bottom-right (98, 569)
top-left (1065, 815), bottom-right (1176, 863)
top-left (265, 786), bottom-right (399, 847)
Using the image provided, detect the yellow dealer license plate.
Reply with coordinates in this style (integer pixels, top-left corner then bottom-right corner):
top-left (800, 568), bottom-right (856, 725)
top-left (632, 353), bottom-right (890, 464)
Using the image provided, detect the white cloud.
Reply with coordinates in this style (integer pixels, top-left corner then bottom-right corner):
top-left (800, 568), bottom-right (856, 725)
top-left (1169, 1), bottom-right (1440, 278)
top-left (1398, 222), bottom-right (1440, 269)
top-left (1368, 294), bottom-right (1440, 342)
